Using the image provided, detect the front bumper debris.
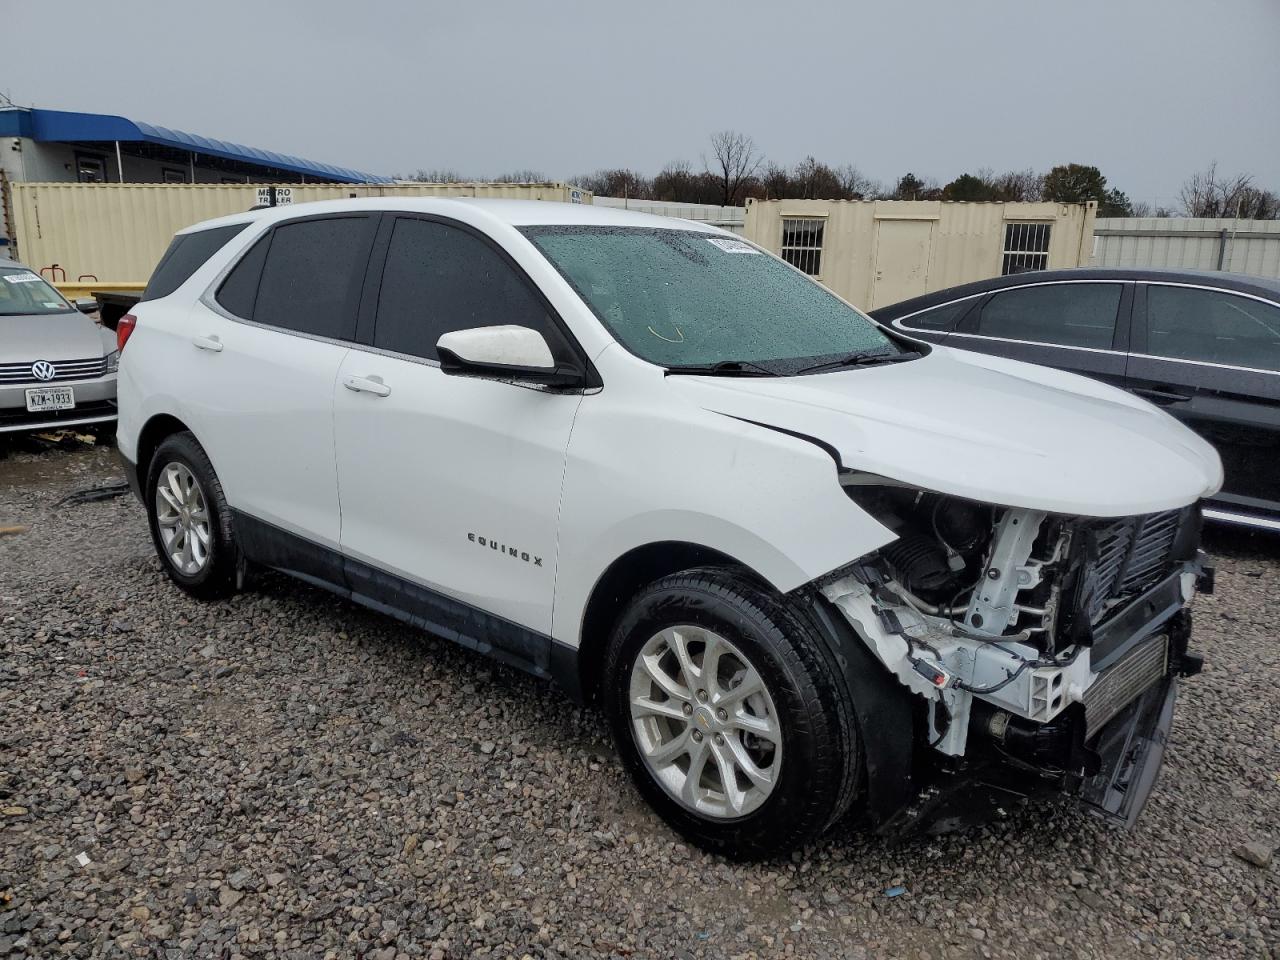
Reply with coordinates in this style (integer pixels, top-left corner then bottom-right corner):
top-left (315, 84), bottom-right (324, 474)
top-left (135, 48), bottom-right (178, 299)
top-left (820, 526), bottom-right (1205, 834)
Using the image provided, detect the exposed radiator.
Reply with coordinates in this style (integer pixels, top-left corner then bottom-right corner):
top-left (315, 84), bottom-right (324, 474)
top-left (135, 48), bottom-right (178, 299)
top-left (1083, 633), bottom-right (1169, 738)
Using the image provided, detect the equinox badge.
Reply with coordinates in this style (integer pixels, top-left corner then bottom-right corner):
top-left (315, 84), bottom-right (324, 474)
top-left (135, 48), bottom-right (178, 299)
top-left (468, 532), bottom-right (542, 567)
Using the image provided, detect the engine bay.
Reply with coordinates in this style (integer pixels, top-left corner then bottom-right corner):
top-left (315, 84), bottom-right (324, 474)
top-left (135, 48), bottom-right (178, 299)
top-left (825, 478), bottom-right (1204, 761)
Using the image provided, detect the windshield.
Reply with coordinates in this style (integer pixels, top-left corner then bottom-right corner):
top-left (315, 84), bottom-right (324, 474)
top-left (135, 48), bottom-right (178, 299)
top-left (0, 266), bottom-right (74, 317)
top-left (523, 226), bottom-right (905, 372)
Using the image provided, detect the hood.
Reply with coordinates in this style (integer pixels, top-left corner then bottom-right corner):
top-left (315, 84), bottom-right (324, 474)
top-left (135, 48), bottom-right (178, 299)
top-left (0, 312), bottom-right (110, 362)
top-left (667, 346), bottom-right (1223, 518)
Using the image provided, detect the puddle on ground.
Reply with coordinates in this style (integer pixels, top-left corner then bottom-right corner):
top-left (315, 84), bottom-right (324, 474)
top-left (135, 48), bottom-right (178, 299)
top-left (0, 439), bottom-right (122, 495)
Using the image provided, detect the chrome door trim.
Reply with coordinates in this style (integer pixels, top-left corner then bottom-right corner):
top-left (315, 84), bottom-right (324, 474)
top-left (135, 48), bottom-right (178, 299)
top-left (1141, 280), bottom-right (1280, 308)
top-left (1203, 508), bottom-right (1280, 532)
top-left (1126, 351), bottom-right (1280, 378)
top-left (940, 330), bottom-right (1126, 357)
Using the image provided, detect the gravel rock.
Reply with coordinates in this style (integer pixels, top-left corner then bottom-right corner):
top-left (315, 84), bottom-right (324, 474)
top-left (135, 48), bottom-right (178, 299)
top-left (2, 443), bottom-right (1279, 959)
top-left (1234, 840), bottom-right (1275, 868)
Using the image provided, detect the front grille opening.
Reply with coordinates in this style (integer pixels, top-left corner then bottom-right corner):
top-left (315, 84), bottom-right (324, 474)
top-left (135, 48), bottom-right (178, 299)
top-left (1080, 509), bottom-right (1183, 626)
top-left (0, 357), bottom-right (109, 385)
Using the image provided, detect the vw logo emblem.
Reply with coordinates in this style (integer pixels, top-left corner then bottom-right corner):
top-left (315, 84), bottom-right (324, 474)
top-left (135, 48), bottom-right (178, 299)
top-left (31, 361), bottom-right (57, 382)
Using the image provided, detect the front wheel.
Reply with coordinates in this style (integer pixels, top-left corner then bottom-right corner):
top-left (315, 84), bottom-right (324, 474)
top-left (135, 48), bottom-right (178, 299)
top-left (602, 568), bottom-right (863, 859)
top-left (145, 432), bottom-right (240, 600)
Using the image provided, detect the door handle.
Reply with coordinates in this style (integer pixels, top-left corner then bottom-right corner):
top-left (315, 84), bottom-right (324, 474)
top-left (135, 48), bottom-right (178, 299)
top-left (192, 334), bottom-right (223, 353)
top-left (343, 375), bottom-right (391, 398)
top-left (1132, 386), bottom-right (1191, 405)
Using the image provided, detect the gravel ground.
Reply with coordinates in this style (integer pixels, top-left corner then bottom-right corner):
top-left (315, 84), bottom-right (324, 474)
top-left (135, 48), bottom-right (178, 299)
top-left (1, 441), bottom-right (1277, 960)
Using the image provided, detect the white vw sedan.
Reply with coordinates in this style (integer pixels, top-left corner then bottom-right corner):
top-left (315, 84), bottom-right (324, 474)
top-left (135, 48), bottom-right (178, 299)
top-left (116, 199), bottom-right (1220, 858)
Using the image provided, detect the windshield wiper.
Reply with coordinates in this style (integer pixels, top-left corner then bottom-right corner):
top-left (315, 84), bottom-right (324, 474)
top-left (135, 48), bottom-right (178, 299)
top-left (794, 350), bottom-right (921, 376)
top-left (665, 360), bottom-right (779, 377)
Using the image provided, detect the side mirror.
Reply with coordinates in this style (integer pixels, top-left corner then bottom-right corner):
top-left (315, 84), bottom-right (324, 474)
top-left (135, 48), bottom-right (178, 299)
top-left (437, 326), bottom-right (583, 387)
top-left (75, 297), bottom-right (98, 314)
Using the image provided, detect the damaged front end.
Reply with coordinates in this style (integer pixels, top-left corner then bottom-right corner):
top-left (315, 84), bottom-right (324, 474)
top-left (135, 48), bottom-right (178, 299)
top-left (820, 478), bottom-right (1210, 834)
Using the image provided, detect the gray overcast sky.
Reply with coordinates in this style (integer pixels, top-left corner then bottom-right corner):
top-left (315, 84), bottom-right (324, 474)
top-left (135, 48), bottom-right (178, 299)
top-left (5, 0), bottom-right (1279, 206)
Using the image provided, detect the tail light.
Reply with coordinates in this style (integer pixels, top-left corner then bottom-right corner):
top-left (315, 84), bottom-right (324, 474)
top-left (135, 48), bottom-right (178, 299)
top-left (117, 313), bottom-right (138, 353)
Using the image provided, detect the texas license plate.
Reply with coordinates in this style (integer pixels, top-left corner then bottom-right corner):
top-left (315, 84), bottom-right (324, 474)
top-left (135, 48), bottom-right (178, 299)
top-left (25, 386), bottom-right (74, 412)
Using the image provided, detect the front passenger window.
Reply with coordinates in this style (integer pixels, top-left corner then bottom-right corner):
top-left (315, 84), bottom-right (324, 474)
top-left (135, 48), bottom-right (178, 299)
top-left (973, 283), bottom-right (1121, 350)
top-left (374, 217), bottom-right (565, 362)
top-left (1146, 286), bottom-right (1280, 372)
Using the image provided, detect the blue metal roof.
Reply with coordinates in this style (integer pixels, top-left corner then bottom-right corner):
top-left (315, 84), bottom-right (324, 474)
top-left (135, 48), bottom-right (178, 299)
top-left (0, 107), bottom-right (392, 184)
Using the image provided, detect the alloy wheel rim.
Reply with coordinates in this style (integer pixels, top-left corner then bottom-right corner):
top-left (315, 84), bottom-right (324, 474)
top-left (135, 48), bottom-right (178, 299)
top-left (628, 625), bottom-right (782, 819)
top-left (155, 462), bottom-right (211, 576)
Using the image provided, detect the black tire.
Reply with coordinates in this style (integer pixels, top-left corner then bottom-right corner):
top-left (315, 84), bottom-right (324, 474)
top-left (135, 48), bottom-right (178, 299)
top-left (603, 567), bottom-right (863, 859)
top-left (144, 431), bottom-right (239, 601)
top-left (87, 423), bottom-right (117, 446)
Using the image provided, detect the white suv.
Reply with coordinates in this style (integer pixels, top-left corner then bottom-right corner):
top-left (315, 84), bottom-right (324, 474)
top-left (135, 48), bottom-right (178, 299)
top-left (117, 198), bottom-right (1221, 858)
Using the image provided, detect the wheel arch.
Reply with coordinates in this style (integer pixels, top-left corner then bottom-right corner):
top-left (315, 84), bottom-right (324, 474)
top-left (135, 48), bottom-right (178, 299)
top-left (572, 540), bottom-right (768, 704)
top-left (135, 413), bottom-right (195, 491)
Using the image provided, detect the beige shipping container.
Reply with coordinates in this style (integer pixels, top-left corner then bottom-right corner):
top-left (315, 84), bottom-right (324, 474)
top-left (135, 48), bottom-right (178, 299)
top-left (5, 181), bottom-right (591, 283)
top-left (744, 199), bottom-right (1096, 310)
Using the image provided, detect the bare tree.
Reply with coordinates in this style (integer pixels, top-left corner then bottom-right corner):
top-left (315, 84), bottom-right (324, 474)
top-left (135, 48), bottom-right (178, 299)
top-left (572, 168), bottom-right (653, 199)
top-left (705, 130), bottom-right (762, 206)
top-left (836, 164), bottom-right (881, 200)
top-left (988, 168), bottom-right (1044, 202)
top-left (403, 168), bottom-right (466, 182)
top-left (652, 161), bottom-right (695, 200)
top-left (492, 170), bottom-right (548, 183)
top-left (1178, 162), bottom-right (1277, 218)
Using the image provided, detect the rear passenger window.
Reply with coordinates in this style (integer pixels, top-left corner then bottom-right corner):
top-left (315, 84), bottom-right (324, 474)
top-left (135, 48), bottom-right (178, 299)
top-left (252, 216), bottom-right (377, 340)
top-left (142, 224), bottom-right (247, 301)
top-left (373, 217), bottom-right (567, 362)
top-left (973, 283), bottom-right (1121, 350)
top-left (215, 234), bottom-right (270, 319)
top-left (898, 299), bottom-right (973, 332)
top-left (1146, 286), bottom-right (1280, 372)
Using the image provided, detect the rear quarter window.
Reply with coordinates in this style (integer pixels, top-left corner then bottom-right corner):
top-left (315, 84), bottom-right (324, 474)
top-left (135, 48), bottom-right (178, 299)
top-left (215, 234), bottom-right (271, 319)
top-left (142, 224), bottom-right (248, 301)
top-left (248, 216), bottom-right (377, 341)
top-left (896, 299), bottom-right (974, 332)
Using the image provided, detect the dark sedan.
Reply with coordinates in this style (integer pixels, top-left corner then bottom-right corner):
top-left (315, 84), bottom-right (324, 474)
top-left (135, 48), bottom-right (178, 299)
top-left (871, 268), bottom-right (1280, 531)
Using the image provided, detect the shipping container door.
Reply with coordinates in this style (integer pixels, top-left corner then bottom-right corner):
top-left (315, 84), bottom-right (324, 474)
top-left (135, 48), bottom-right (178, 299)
top-left (871, 219), bottom-right (934, 308)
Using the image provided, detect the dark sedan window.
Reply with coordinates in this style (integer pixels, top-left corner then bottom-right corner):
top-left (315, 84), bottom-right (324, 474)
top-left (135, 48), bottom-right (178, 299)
top-left (1146, 286), bottom-right (1280, 372)
top-left (897, 299), bottom-right (974, 332)
top-left (972, 283), bottom-right (1121, 350)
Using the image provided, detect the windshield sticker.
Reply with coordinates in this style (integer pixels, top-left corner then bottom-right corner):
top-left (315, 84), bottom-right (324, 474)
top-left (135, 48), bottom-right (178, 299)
top-left (2, 273), bottom-right (44, 284)
top-left (43, 302), bottom-right (64, 309)
top-left (705, 237), bottom-right (760, 254)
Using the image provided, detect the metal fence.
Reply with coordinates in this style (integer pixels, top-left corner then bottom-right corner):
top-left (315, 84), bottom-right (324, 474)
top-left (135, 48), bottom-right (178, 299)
top-left (592, 197), bottom-right (746, 234)
top-left (1092, 217), bottom-right (1280, 279)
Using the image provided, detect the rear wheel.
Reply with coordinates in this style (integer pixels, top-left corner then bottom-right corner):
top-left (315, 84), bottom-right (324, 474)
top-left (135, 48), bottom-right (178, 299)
top-left (145, 432), bottom-right (239, 600)
top-left (603, 567), bottom-right (862, 859)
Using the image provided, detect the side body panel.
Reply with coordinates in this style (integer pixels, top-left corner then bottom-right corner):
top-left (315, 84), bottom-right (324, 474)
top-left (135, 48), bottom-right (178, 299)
top-left (333, 348), bottom-right (583, 636)
top-left (178, 297), bottom-right (349, 547)
top-left (550, 349), bottom-right (897, 648)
